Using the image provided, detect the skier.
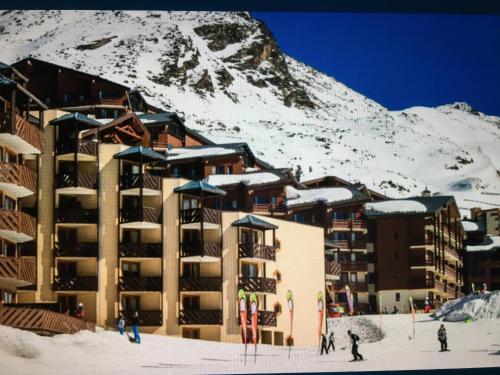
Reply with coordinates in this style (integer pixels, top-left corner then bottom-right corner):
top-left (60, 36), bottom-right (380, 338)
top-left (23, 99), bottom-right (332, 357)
top-left (131, 311), bottom-right (141, 344)
top-left (347, 330), bottom-right (364, 361)
top-left (438, 324), bottom-right (448, 352)
top-left (75, 303), bottom-right (84, 319)
top-left (326, 331), bottom-right (335, 353)
top-left (118, 315), bottom-right (125, 335)
top-left (320, 333), bottom-right (328, 355)
top-left (424, 297), bottom-right (430, 313)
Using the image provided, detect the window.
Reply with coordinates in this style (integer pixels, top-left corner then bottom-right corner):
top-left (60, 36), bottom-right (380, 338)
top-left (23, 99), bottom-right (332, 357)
top-left (274, 331), bottom-right (284, 346)
top-left (227, 165), bottom-right (233, 174)
top-left (350, 273), bottom-right (357, 282)
top-left (182, 295), bottom-right (200, 310)
top-left (79, 94), bottom-right (85, 102)
top-left (123, 295), bottom-right (140, 312)
top-left (350, 253), bottom-right (356, 262)
top-left (217, 165), bottom-right (225, 174)
top-left (340, 272), bottom-right (349, 284)
top-left (242, 263), bottom-right (258, 278)
top-left (4, 196), bottom-right (16, 210)
top-left (293, 214), bottom-right (304, 223)
top-left (122, 262), bottom-right (140, 277)
top-left (1, 291), bottom-right (15, 304)
top-left (58, 295), bottom-right (77, 315)
top-left (182, 328), bottom-right (200, 339)
top-left (311, 214), bottom-right (316, 224)
top-left (232, 200), bottom-right (238, 209)
top-left (64, 93), bottom-right (68, 103)
top-left (172, 167), bottom-right (180, 177)
top-left (123, 230), bottom-right (140, 244)
top-left (183, 230), bottom-right (200, 244)
top-left (58, 261), bottom-right (77, 277)
top-left (58, 228), bottom-right (77, 243)
top-left (182, 263), bottom-right (200, 278)
top-left (211, 166), bottom-right (217, 175)
top-left (395, 293), bottom-right (401, 302)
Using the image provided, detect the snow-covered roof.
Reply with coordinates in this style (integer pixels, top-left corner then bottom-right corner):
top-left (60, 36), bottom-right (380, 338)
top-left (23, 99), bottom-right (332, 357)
top-left (365, 200), bottom-right (427, 215)
top-left (466, 235), bottom-right (500, 252)
top-left (167, 146), bottom-right (237, 161)
top-left (461, 220), bottom-right (481, 232)
top-left (205, 172), bottom-right (281, 187)
top-left (285, 186), bottom-right (353, 207)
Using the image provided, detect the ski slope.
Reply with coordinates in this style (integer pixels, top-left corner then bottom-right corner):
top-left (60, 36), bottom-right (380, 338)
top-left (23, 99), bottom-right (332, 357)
top-left (0, 10), bottom-right (499, 216)
top-left (0, 313), bottom-right (499, 374)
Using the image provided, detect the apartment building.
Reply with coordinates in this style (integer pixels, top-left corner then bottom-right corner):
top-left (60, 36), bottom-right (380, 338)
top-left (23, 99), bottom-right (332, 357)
top-left (364, 194), bottom-right (466, 312)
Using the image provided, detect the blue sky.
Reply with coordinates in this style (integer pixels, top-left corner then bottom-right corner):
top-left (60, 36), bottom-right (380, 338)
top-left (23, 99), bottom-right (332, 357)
top-left (253, 13), bottom-right (500, 115)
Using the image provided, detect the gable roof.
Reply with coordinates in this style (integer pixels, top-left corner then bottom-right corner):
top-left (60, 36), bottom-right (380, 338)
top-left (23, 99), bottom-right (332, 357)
top-left (113, 146), bottom-right (169, 164)
top-left (173, 180), bottom-right (227, 197)
top-left (364, 196), bottom-right (456, 217)
top-left (49, 112), bottom-right (103, 129)
top-left (83, 112), bottom-right (150, 146)
top-left (166, 143), bottom-right (255, 165)
top-left (205, 169), bottom-right (292, 189)
top-left (232, 215), bottom-right (278, 230)
top-left (285, 185), bottom-right (371, 209)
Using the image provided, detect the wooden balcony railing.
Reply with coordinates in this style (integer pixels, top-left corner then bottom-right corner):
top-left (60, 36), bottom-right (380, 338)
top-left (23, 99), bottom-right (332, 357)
top-left (56, 172), bottom-right (98, 190)
top-left (0, 209), bottom-right (36, 240)
top-left (53, 276), bottom-right (98, 291)
top-left (178, 309), bottom-right (222, 325)
top-left (119, 276), bottom-right (162, 292)
top-left (120, 173), bottom-right (162, 191)
top-left (120, 206), bottom-right (161, 224)
top-left (329, 240), bottom-right (349, 249)
top-left (180, 208), bottom-right (221, 225)
top-left (54, 242), bottom-right (98, 257)
top-left (328, 240), bottom-right (367, 250)
top-left (0, 256), bottom-right (36, 286)
top-left (339, 261), bottom-right (368, 272)
top-left (0, 162), bottom-right (37, 194)
top-left (444, 244), bottom-right (460, 260)
top-left (119, 243), bottom-right (162, 258)
top-left (333, 281), bottom-right (368, 292)
top-left (325, 260), bottom-right (341, 276)
top-left (238, 310), bottom-right (277, 327)
top-left (179, 276), bottom-right (222, 292)
top-left (119, 310), bottom-right (163, 326)
top-left (3, 302), bottom-right (62, 313)
top-left (331, 219), bottom-right (367, 230)
top-left (239, 277), bottom-right (276, 294)
top-left (444, 265), bottom-right (457, 279)
top-left (180, 241), bottom-right (221, 258)
top-left (251, 203), bottom-right (286, 214)
top-left (55, 208), bottom-right (98, 224)
top-left (238, 243), bottom-right (276, 261)
top-left (19, 241), bottom-right (36, 257)
top-left (0, 112), bottom-right (43, 151)
top-left (352, 240), bottom-right (367, 249)
top-left (55, 140), bottom-right (97, 156)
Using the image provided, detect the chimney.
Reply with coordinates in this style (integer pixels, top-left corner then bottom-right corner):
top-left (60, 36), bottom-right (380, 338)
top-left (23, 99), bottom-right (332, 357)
top-left (421, 186), bottom-right (431, 197)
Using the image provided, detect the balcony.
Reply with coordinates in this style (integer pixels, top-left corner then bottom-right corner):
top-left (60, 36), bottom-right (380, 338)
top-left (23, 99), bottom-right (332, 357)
top-left (0, 112), bottom-right (43, 154)
top-left (179, 309), bottom-right (222, 325)
top-left (0, 209), bottom-right (36, 242)
top-left (55, 139), bottom-right (97, 157)
top-left (339, 261), bottom-right (368, 272)
top-left (180, 241), bottom-right (221, 258)
top-left (119, 276), bottom-right (162, 292)
top-left (119, 243), bottom-right (162, 258)
top-left (55, 208), bottom-right (98, 224)
top-left (179, 276), bottom-right (222, 292)
top-left (329, 240), bottom-right (349, 249)
top-left (444, 244), bottom-right (460, 260)
top-left (180, 208), bottom-right (221, 225)
top-left (410, 278), bottom-right (446, 294)
top-left (239, 277), bottom-right (276, 294)
top-left (444, 264), bottom-right (457, 280)
top-left (251, 203), bottom-right (286, 215)
top-left (239, 310), bottom-right (277, 327)
top-left (0, 257), bottom-right (36, 289)
top-left (19, 241), bottom-right (36, 257)
top-left (120, 206), bottom-right (161, 226)
top-left (119, 310), bottom-right (163, 326)
top-left (53, 276), bottom-right (98, 291)
top-left (410, 251), bottom-right (435, 268)
top-left (325, 260), bottom-right (341, 278)
top-left (331, 219), bottom-right (367, 230)
top-left (333, 281), bottom-right (368, 293)
top-left (54, 242), bottom-right (98, 257)
top-left (56, 172), bottom-right (97, 190)
top-left (238, 243), bottom-right (276, 262)
top-left (0, 162), bottom-right (37, 198)
top-left (120, 173), bottom-right (162, 192)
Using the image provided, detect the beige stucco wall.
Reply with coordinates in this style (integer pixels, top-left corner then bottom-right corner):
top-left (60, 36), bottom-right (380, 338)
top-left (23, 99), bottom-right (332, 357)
top-left (377, 289), bottom-right (428, 313)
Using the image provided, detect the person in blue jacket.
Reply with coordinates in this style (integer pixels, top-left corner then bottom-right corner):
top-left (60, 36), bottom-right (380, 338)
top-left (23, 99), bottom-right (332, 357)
top-left (131, 312), bottom-right (141, 344)
top-left (118, 316), bottom-right (125, 335)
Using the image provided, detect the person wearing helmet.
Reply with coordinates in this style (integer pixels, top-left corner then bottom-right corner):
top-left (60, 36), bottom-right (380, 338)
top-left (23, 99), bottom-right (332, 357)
top-left (75, 303), bottom-right (84, 319)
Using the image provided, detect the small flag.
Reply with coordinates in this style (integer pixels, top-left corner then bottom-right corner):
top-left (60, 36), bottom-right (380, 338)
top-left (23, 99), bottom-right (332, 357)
top-left (287, 290), bottom-right (294, 358)
top-left (238, 289), bottom-right (248, 364)
top-left (250, 293), bottom-right (258, 363)
top-left (317, 291), bottom-right (324, 353)
top-left (346, 285), bottom-right (353, 315)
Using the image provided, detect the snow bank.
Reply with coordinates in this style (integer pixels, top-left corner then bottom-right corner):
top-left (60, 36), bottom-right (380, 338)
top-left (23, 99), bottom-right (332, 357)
top-left (205, 172), bottom-right (280, 186)
top-left (434, 291), bottom-right (500, 322)
top-left (285, 186), bottom-right (353, 207)
top-left (327, 316), bottom-right (384, 347)
top-left (466, 235), bottom-right (500, 252)
top-left (365, 200), bottom-right (427, 215)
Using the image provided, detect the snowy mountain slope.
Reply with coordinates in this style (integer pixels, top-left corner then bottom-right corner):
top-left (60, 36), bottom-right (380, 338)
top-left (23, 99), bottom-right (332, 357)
top-left (1, 10), bottom-right (499, 216)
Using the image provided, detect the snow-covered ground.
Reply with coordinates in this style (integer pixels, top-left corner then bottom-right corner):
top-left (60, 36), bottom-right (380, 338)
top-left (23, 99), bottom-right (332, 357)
top-left (1, 313), bottom-right (499, 374)
top-left (1, 11), bottom-right (499, 217)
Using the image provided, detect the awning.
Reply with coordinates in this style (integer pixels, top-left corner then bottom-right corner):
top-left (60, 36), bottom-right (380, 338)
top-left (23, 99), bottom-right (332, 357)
top-left (113, 146), bottom-right (169, 164)
top-left (49, 112), bottom-right (103, 129)
top-left (173, 180), bottom-right (227, 197)
top-left (231, 215), bottom-right (278, 230)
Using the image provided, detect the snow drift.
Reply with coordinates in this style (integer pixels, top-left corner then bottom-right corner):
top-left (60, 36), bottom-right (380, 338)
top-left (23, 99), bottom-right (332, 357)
top-left (434, 291), bottom-right (500, 322)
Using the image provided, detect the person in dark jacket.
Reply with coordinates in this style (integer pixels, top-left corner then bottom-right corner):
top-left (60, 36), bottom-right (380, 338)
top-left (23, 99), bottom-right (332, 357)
top-left (131, 312), bottom-right (141, 344)
top-left (320, 333), bottom-right (328, 355)
top-left (326, 331), bottom-right (335, 353)
top-left (438, 324), bottom-right (448, 351)
top-left (347, 330), bottom-right (364, 361)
